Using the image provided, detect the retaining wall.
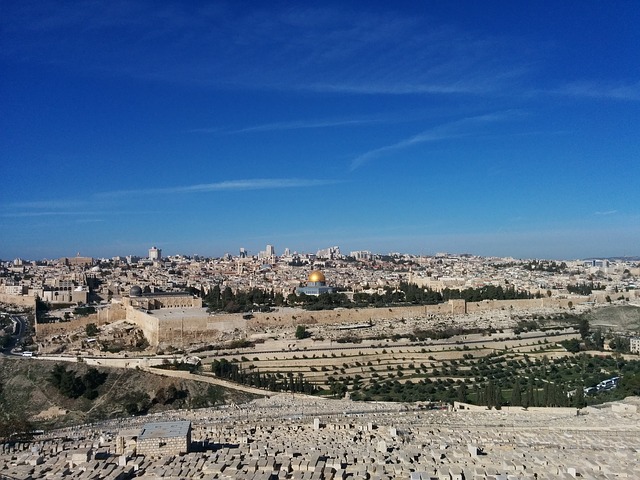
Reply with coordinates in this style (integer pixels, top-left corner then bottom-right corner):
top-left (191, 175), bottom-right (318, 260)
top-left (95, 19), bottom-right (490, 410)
top-left (0, 294), bottom-right (36, 309)
top-left (35, 304), bottom-right (127, 336)
top-left (32, 296), bottom-right (594, 348)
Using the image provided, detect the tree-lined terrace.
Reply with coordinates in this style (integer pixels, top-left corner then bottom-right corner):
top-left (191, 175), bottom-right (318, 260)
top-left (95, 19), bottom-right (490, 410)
top-left (198, 327), bottom-right (591, 404)
top-left (202, 281), bottom-right (537, 313)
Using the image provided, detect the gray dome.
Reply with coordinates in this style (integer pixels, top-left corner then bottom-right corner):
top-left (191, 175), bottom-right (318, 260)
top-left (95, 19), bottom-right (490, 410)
top-left (130, 286), bottom-right (143, 297)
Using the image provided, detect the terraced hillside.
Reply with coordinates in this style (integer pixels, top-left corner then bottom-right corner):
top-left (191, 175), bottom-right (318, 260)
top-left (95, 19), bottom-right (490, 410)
top-left (586, 305), bottom-right (640, 332)
top-left (193, 326), bottom-right (623, 403)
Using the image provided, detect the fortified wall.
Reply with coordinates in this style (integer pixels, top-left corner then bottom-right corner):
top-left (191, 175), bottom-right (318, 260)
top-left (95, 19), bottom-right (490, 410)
top-left (32, 294), bottom-right (594, 349)
top-left (248, 297), bottom-right (586, 329)
top-left (128, 296), bottom-right (593, 349)
top-left (35, 303), bottom-right (127, 337)
top-left (0, 293), bottom-right (36, 309)
top-left (126, 307), bottom-right (247, 349)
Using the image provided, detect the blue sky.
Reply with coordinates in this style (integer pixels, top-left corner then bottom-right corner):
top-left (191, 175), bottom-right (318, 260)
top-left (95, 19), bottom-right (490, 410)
top-left (1, 1), bottom-right (639, 260)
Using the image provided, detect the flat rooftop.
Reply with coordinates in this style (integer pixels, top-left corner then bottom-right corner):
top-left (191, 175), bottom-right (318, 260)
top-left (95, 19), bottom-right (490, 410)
top-left (145, 307), bottom-right (209, 320)
top-left (138, 421), bottom-right (191, 440)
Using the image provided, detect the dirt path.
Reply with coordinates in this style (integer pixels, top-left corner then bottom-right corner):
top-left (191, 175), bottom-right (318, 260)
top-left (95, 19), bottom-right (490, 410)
top-left (140, 366), bottom-right (278, 397)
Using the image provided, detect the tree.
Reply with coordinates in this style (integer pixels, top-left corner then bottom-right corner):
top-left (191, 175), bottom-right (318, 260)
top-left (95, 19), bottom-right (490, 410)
top-left (618, 373), bottom-right (640, 396)
top-left (523, 378), bottom-right (535, 409)
top-left (561, 338), bottom-right (581, 353)
top-left (457, 383), bottom-right (468, 403)
top-left (274, 292), bottom-right (285, 306)
top-left (609, 336), bottom-right (630, 353)
top-left (83, 368), bottom-right (108, 390)
top-left (578, 318), bottom-right (590, 340)
top-left (511, 378), bottom-right (522, 406)
top-left (573, 384), bottom-right (585, 409)
top-left (0, 415), bottom-right (33, 442)
top-left (295, 325), bottom-right (310, 340)
top-left (204, 285), bottom-right (222, 311)
top-left (123, 391), bottom-right (151, 416)
top-left (591, 329), bottom-right (604, 350)
top-left (85, 323), bottom-right (99, 337)
top-left (485, 380), bottom-right (496, 408)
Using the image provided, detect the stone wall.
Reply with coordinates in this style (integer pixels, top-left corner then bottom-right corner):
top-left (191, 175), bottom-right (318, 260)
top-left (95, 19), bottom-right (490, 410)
top-left (0, 294), bottom-right (36, 309)
top-left (127, 308), bottom-right (160, 347)
top-left (35, 303), bottom-right (127, 337)
top-left (124, 294), bottom-right (202, 310)
top-left (137, 433), bottom-right (190, 457)
top-left (30, 295), bottom-right (594, 348)
top-left (246, 302), bottom-right (461, 329)
top-left (464, 297), bottom-right (587, 313)
top-left (135, 296), bottom-right (594, 348)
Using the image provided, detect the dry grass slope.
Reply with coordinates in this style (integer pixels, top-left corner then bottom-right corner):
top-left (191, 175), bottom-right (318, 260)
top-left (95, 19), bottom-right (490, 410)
top-left (0, 357), bottom-right (256, 430)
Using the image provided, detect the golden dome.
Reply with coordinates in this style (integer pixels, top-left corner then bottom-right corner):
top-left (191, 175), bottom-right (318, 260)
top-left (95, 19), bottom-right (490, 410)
top-left (308, 270), bottom-right (326, 283)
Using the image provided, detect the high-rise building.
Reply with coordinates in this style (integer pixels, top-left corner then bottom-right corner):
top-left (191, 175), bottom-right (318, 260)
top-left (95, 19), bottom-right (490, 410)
top-left (266, 244), bottom-right (275, 256)
top-left (149, 246), bottom-right (162, 261)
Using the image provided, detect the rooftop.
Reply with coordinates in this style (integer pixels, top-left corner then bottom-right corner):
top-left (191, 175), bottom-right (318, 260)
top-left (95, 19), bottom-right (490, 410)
top-left (138, 421), bottom-right (191, 440)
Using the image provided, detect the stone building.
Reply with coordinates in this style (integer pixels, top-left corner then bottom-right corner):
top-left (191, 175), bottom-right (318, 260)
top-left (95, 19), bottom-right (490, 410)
top-left (124, 287), bottom-right (202, 310)
top-left (136, 421), bottom-right (192, 457)
top-left (296, 270), bottom-right (336, 296)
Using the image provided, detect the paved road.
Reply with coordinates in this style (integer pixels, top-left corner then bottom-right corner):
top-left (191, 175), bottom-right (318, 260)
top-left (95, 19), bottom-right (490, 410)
top-left (1, 313), bottom-right (28, 355)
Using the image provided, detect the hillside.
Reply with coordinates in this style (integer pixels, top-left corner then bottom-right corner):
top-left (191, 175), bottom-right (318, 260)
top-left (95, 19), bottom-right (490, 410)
top-left (0, 357), bottom-right (257, 432)
top-left (586, 305), bottom-right (640, 332)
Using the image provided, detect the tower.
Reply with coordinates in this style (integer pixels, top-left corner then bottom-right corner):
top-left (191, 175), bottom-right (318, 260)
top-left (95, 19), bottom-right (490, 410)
top-left (149, 246), bottom-right (162, 261)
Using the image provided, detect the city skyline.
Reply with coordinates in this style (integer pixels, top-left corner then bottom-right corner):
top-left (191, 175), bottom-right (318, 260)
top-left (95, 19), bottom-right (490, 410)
top-left (2, 1), bottom-right (639, 260)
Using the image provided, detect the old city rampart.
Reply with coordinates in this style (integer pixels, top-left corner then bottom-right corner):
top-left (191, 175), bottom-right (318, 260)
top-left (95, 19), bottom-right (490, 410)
top-left (128, 297), bottom-right (587, 348)
top-left (0, 293), bottom-right (36, 309)
top-left (31, 296), bottom-right (590, 348)
top-left (34, 303), bottom-right (127, 336)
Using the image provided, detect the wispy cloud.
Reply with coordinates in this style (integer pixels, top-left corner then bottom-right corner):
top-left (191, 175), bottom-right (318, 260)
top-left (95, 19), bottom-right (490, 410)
top-left (2, 179), bottom-right (336, 218)
top-left (553, 81), bottom-right (640, 101)
top-left (2, 2), bottom-right (530, 97)
top-left (7, 199), bottom-right (89, 210)
top-left (96, 178), bottom-right (338, 199)
top-left (308, 82), bottom-right (484, 96)
top-left (0, 211), bottom-right (99, 218)
top-left (206, 116), bottom-right (388, 134)
top-left (594, 210), bottom-right (618, 216)
top-left (350, 112), bottom-right (518, 171)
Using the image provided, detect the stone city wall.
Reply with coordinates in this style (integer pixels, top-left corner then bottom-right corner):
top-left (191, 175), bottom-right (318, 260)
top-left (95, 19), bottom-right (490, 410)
top-left (31, 296), bottom-right (594, 348)
top-left (35, 303), bottom-right (126, 337)
top-left (125, 308), bottom-right (244, 349)
top-left (465, 297), bottom-right (586, 313)
top-left (127, 308), bottom-right (160, 347)
top-left (124, 294), bottom-right (202, 310)
top-left (246, 297), bottom-right (590, 329)
top-left (156, 313), bottom-right (245, 348)
top-left (0, 293), bottom-right (36, 309)
top-left (140, 296), bottom-right (595, 347)
top-left (247, 302), bottom-right (458, 329)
